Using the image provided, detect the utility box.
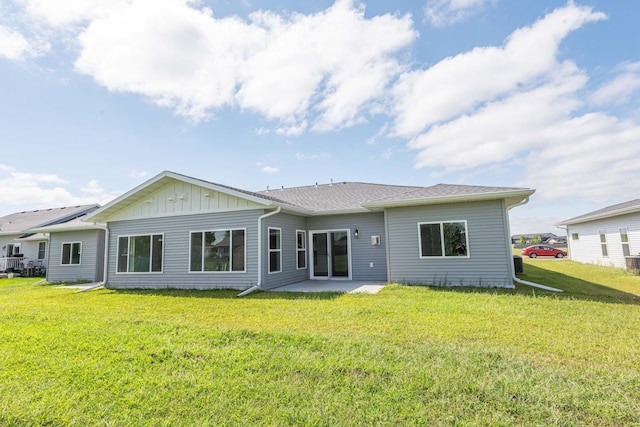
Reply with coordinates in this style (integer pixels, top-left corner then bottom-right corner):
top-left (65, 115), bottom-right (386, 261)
top-left (513, 255), bottom-right (524, 274)
top-left (625, 256), bottom-right (640, 274)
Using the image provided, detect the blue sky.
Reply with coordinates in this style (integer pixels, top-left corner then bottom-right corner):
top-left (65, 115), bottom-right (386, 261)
top-left (1, 0), bottom-right (639, 234)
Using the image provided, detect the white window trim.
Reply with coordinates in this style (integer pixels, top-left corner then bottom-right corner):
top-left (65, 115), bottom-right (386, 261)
top-left (188, 228), bottom-right (247, 274)
top-left (116, 233), bottom-right (164, 274)
top-left (308, 229), bottom-right (353, 280)
top-left (60, 241), bottom-right (82, 266)
top-left (296, 229), bottom-right (307, 270)
top-left (599, 230), bottom-right (609, 258)
top-left (620, 227), bottom-right (631, 257)
top-left (268, 227), bottom-right (282, 274)
top-left (417, 220), bottom-right (470, 259)
top-left (37, 241), bottom-right (47, 260)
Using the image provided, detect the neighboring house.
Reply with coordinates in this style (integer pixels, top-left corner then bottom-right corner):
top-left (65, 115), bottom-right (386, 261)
top-left (511, 233), bottom-right (563, 245)
top-left (0, 205), bottom-right (100, 273)
top-left (556, 199), bottom-right (640, 269)
top-left (82, 171), bottom-right (534, 291)
top-left (27, 215), bottom-right (106, 283)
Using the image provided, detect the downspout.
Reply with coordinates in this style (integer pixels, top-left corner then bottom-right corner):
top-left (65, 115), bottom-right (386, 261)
top-left (237, 206), bottom-right (281, 297)
top-left (505, 197), bottom-right (563, 293)
top-left (383, 208), bottom-right (391, 283)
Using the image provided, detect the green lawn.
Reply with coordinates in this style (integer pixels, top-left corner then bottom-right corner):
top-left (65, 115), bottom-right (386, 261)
top-left (1, 261), bottom-right (639, 426)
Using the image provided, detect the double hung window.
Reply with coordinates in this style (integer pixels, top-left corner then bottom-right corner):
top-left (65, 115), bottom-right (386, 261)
top-left (296, 230), bottom-right (307, 269)
top-left (620, 228), bottom-right (630, 257)
top-left (269, 228), bottom-right (281, 273)
top-left (599, 230), bottom-right (608, 257)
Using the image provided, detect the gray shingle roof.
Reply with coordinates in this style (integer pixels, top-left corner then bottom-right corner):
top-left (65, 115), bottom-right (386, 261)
top-left (258, 182), bottom-right (422, 211)
top-left (557, 199), bottom-right (640, 226)
top-left (86, 171), bottom-right (534, 222)
top-left (258, 182), bottom-right (532, 212)
top-left (0, 205), bottom-right (100, 235)
top-left (26, 214), bottom-right (105, 232)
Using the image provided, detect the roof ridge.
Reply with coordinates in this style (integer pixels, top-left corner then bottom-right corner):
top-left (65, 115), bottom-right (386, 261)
top-left (256, 181), bottom-right (425, 193)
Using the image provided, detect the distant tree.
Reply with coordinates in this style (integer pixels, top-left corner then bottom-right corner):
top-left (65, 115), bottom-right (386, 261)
top-left (532, 234), bottom-right (542, 244)
top-left (519, 235), bottom-right (527, 245)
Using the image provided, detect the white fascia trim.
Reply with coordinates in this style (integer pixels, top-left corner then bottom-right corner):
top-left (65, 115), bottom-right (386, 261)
top-left (26, 224), bottom-right (103, 233)
top-left (556, 206), bottom-right (640, 226)
top-left (362, 190), bottom-right (535, 209)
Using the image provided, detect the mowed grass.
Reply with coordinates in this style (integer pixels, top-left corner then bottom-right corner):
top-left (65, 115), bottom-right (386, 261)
top-left (1, 261), bottom-right (639, 426)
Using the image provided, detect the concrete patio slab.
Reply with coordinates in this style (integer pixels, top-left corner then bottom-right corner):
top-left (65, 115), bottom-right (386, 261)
top-left (270, 280), bottom-right (387, 294)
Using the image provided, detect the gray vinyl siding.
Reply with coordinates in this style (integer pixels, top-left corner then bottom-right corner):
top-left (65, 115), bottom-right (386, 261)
top-left (307, 212), bottom-right (387, 281)
top-left (106, 210), bottom-right (262, 290)
top-left (47, 229), bottom-right (105, 283)
top-left (262, 213), bottom-right (308, 290)
top-left (386, 200), bottom-right (513, 288)
top-left (567, 212), bottom-right (640, 268)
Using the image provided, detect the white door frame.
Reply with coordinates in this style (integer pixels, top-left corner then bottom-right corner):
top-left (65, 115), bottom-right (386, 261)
top-left (309, 229), bottom-right (353, 280)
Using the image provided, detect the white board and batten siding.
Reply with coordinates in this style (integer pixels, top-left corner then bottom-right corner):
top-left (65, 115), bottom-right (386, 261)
top-left (107, 181), bottom-right (267, 222)
top-left (386, 199), bottom-right (513, 288)
top-left (47, 229), bottom-right (106, 283)
top-left (567, 212), bottom-right (640, 268)
top-left (107, 210), bottom-right (263, 290)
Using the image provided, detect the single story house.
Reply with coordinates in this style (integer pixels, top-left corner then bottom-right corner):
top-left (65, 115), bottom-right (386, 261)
top-left (27, 215), bottom-right (106, 283)
top-left (81, 171), bottom-right (534, 291)
top-left (556, 199), bottom-right (640, 269)
top-left (0, 205), bottom-right (100, 274)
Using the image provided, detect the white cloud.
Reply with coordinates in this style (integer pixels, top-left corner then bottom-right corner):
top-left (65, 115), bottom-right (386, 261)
top-left (295, 152), bottom-right (331, 160)
top-left (260, 165), bottom-right (279, 174)
top-left (238, 1), bottom-right (415, 130)
top-left (66, 0), bottom-right (415, 128)
top-left (0, 25), bottom-right (34, 60)
top-left (516, 113), bottom-right (640, 202)
top-left (128, 170), bottom-right (149, 179)
top-left (424, 0), bottom-right (491, 27)
top-left (409, 63), bottom-right (586, 171)
top-left (276, 120), bottom-right (307, 136)
top-left (402, 3), bottom-right (640, 204)
top-left (254, 127), bottom-right (271, 135)
top-left (392, 2), bottom-right (606, 137)
top-left (408, 62), bottom-right (640, 203)
top-left (588, 62), bottom-right (640, 106)
top-left (20, 0), bottom-right (134, 26)
top-left (0, 165), bottom-right (117, 210)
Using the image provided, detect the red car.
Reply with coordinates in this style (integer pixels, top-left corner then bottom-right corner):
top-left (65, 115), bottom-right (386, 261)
top-left (522, 245), bottom-right (567, 258)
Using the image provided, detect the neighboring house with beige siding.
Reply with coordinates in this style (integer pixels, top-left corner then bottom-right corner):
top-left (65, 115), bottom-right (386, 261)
top-left (556, 199), bottom-right (640, 269)
top-left (81, 170), bottom-right (534, 291)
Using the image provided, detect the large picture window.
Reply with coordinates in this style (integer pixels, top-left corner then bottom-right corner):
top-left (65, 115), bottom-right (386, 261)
top-left (190, 229), bottom-right (245, 272)
top-left (269, 227), bottom-right (281, 273)
top-left (296, 230), bottom-right (307, 269)
top-left (61, 242), bottom-right (81, 265)
top-left (418, 221), bottom-right (469, 258)
top-left (117, 234), bottom-right (163, 273)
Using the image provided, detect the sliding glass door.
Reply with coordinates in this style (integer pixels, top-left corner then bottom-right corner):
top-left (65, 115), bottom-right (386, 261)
top-left (311, 230), bottom-right (350, 279)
